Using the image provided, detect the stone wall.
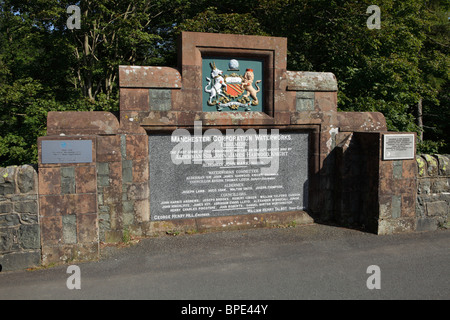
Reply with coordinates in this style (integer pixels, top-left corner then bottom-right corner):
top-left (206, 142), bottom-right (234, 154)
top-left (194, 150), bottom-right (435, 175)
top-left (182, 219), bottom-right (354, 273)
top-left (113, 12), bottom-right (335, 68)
top-left (0, 165), bottom-right (40, 271)
top-left (416, 154), bottom-right (450, 231)
top-left (37, 136), bottom-right (99, 266)
top-left (334, 132), bottom-right (417, 235)
top-left (33, 32), bottom-right (398, 265)
top-left (1, 31), bottom-right (436, 269)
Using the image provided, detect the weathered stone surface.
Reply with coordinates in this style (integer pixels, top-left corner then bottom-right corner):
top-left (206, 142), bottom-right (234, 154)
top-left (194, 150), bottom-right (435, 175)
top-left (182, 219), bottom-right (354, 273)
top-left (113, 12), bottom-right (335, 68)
top-left (337, 112), bottom-right (387, 132)
top-left (62, 214), bottom-right (77, 244)
top-left (77, 214), bottom-right (98, 244)
top-left (435, 154), bottom-right (450, 176)
top-left (41, 242), bottom-right (98, 265)
top-left (287, 71), bottom-right (338, 91)
top-left (119, 88), bottom-right (150, 111)
top-left (119, 66), bottom-right (181, 88)
top-left (426, 201), bottom-right (448, 217)
top-left (14, 201), bottom-right (37, 214)
top-left (295, 92), bottom-right (315, 111)
top-left (47, 112), bottom-right (119, 135)
top-left (431, 178), bottom-right (449, 193)
top-left (378, 218), bottom-right (415, 235)
top-left (0, 251), bottom-right (41, 271)
top-left (0, 202), bottom-right (13, 213)
top-left (422, 154), bottom-right (438, 176)
top-left (0, 213), bottom-right (20, 226)
top-left (416, 217), bottom-right (439, 232)
top-left (416, 155), bottom-right (426, 177)
top-left (0, 167), bottom-right (17, 195)
top-left (416, 153), bottom-right (449, 232)
top-left (17, 165), bottom-right (37, 193)
top-left (19, 224), bottom-right (40, 249)
top-left (38, 167), bottom-right (61, 195)
top-left (149, 89), bottom-right (172, 111)
top-left (61, 167), bottom-right (75, 194)
top-left (75, 165), bottom-right (97, 194)
top-left (96, 135), bottom-right (121, 162)
top-left (0, 165), bottom-right (41, 270)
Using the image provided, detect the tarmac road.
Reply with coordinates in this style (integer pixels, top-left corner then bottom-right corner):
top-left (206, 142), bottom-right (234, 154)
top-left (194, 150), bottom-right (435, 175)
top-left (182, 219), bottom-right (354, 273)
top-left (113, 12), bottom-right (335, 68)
top-left (0, 224), bottom-right (449, 301)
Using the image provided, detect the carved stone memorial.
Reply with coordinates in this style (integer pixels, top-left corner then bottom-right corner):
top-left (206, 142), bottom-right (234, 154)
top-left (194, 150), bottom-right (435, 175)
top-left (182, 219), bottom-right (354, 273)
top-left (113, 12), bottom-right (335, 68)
top-left (36, 31), bottom-right (418, 265)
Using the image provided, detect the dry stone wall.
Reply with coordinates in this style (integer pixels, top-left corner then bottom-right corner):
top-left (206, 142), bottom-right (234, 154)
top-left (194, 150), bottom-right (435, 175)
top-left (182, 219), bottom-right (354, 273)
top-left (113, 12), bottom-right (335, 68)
top-left (0, 165), bottom-right (40, 271)
top-left (416, 154), bottom-right (450, 231)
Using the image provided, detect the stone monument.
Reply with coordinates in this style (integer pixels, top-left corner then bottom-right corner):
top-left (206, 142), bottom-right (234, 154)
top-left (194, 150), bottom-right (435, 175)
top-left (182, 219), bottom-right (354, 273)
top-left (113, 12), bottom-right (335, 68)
top-left (36, 32), bottom-right (417, 265)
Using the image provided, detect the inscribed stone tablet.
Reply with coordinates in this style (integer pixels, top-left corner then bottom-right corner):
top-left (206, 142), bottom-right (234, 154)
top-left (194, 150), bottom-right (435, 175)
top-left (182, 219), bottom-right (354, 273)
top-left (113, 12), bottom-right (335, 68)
top-left (383, 134), bottom-right (415, 160)
top-left (148, 131), bottom-right (309, 221)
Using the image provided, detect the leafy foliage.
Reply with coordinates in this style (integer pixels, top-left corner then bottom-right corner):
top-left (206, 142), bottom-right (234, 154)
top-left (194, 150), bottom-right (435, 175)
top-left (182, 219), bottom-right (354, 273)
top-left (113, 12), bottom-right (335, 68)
top-left (0, 0), bottom-right (449, 166)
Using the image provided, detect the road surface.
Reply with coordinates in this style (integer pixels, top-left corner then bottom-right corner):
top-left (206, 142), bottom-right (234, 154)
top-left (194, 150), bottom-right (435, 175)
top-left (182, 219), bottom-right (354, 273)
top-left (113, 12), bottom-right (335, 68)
top-left (1, 224), bottom-right (449, 302)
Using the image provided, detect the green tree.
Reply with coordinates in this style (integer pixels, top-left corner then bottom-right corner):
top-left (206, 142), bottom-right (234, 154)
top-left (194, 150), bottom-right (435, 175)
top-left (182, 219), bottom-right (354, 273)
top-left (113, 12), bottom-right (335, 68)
top-left (0, 0), bottom-right (184, 165)
top-left (1, 0), bottom-right (449, 166)
top-left (255, 0), bottom-right (449, 150)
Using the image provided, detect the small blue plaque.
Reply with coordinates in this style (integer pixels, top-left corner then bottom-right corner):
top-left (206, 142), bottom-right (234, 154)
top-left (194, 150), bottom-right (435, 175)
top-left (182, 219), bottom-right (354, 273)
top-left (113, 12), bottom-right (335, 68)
top-left (41, 140), bottom-right (93, 164)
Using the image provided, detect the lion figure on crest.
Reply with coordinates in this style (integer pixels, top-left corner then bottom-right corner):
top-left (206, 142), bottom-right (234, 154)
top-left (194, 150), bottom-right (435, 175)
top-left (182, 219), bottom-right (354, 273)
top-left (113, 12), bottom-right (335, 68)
top-left (241, 68), bottom-right (261, 105)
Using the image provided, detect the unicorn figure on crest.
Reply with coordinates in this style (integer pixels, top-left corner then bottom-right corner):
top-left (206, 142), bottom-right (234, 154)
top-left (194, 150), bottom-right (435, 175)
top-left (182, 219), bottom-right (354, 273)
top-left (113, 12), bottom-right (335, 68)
top-left (204, 61), bottom-right (228, 105)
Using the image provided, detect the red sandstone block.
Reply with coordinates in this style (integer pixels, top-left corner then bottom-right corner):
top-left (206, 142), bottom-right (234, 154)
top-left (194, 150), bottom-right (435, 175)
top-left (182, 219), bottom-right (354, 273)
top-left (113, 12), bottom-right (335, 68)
top-left (107, 161), bottom-right (122, 193)
top-left (120, 88), bottom-right (149, 111)
top-left (127, 182), bottom-right (149, 201)
top-left (40, 194), bottom-right (96, 216)
top-left (179, 32), bottom-right (287, 68)
top-left (134, 199), bottom-right (150, 223)
top-left (171, 88), bottom-right (202, 111)
top-left (290, 112), bottom-right (322, 125)
top-left (287, 71), bottom-right (337, 91)
top-left (402, 160), bottom-right (417, 179)
top-left (140, 111), bottom-right (178, 126)
top-left (119, 66), bottom-right (181, 88)
top-left (274, 112), bottom-right (290, 125)
top-left (47, 112), bottom-right (119, 135)
top-left (39, 195), bottom-right (62, 216)
top-left (119, 112), bottom-right (148, 134)
top-left (180, 65), bottom-right (202, 90)
top-left (38, 167), bottom-right (61, 195)
top-left (96, 135), bottom-right (122, 162)
top-left (126, 134), bottom-right (148, 160)
top-left (380, 161), bottom-right (393, 178)
top-left (274, 90), bottom-right (296, 113)
top-left (274, 68), bottom-right (287, 91)
top-left (315, 92), bottom-right (337, 113)
top-left (77, 194), bottom-right (97, 214)
top-left (379, 178), bottom-right (394, 195)
top-left (402, 194), bottom-right (416, 217)
top-left (77, 213), bottom-right (98, 243)
top-left (40, 216), bottom-right (62, 245)
top-left (102, 187), bottom-right (122, 204)
top-left (75, 166), bottom-right (97, 194)
top-left (42, 243), bottom-right (99, 265)
top-left (393, 178), bottom-right (416, 194)
top-left (132, 158), bottom-right (149, 183)
top-left (378, 195), bottom-right (392, 219)
top-left (176, 111), bottom-right (200, 126)
top-left (337, 112), bottom-right (387, 132)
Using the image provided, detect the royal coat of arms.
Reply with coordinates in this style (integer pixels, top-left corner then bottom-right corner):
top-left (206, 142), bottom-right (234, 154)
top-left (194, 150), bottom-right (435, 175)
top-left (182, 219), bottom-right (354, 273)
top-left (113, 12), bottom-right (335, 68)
top-left (203, 58), bottom-right (263, 112)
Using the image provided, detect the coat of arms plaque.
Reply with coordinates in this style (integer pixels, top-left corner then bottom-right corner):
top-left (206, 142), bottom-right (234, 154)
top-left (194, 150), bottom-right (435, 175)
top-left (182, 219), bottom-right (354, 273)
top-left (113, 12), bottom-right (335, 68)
top-left (202, 57), bottom-right (264, 112)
